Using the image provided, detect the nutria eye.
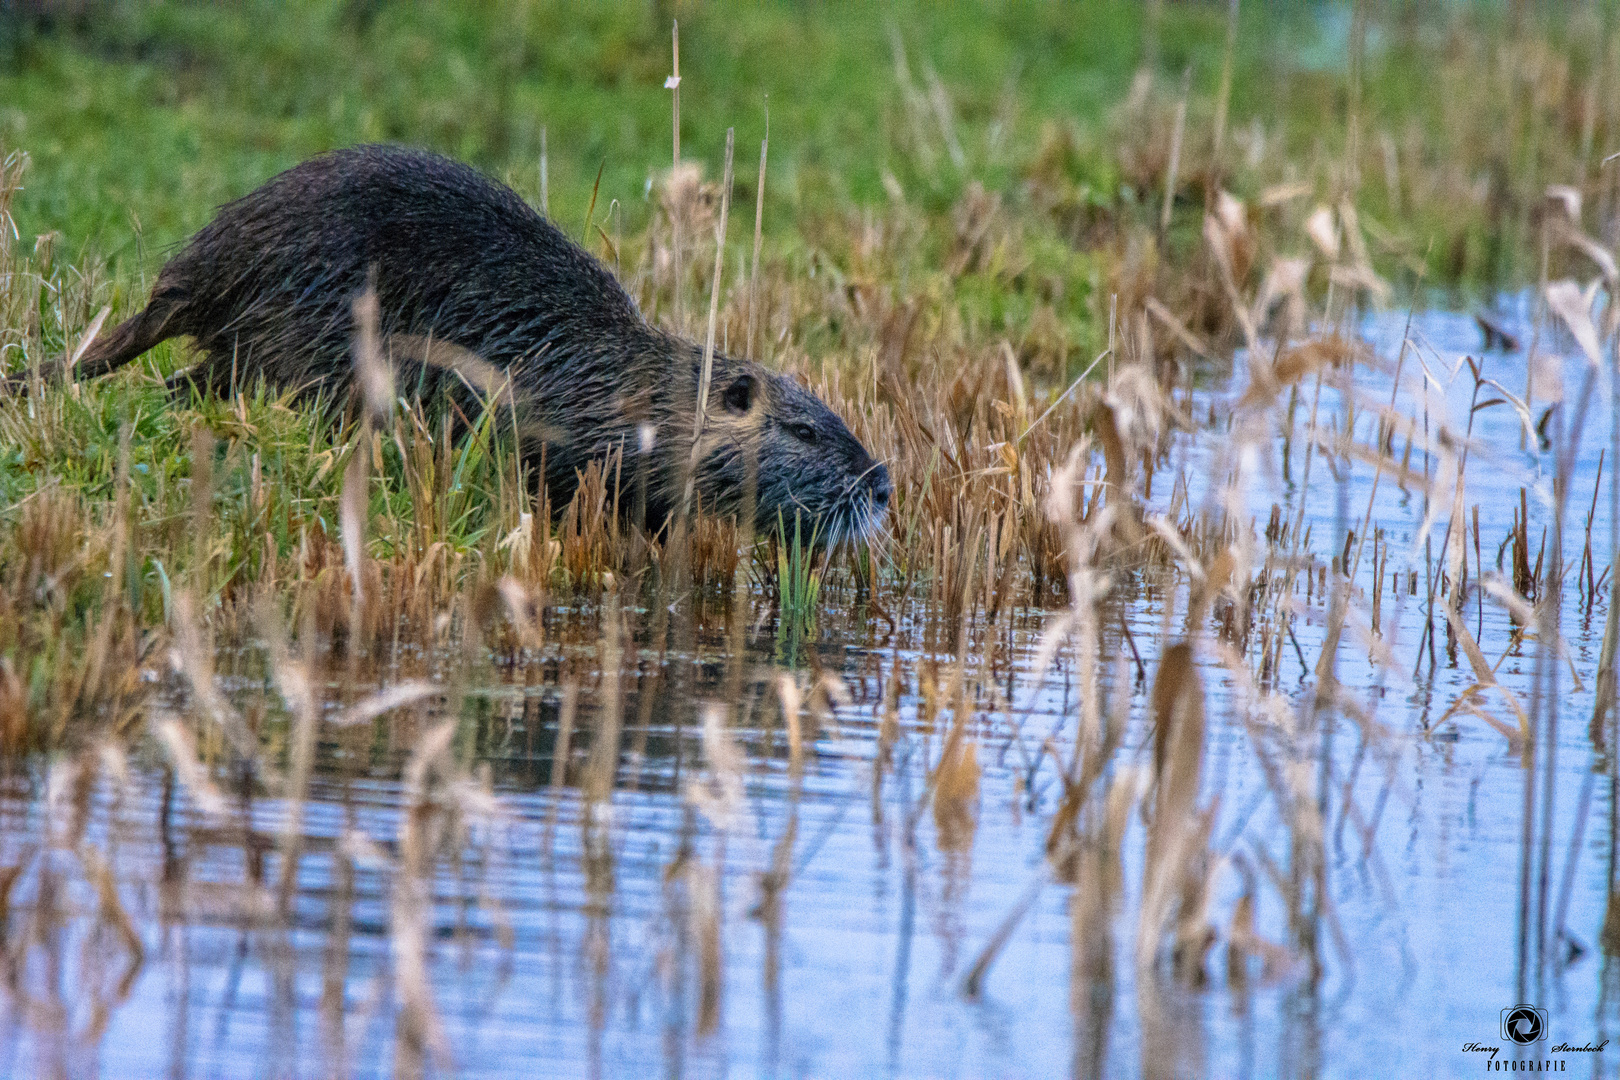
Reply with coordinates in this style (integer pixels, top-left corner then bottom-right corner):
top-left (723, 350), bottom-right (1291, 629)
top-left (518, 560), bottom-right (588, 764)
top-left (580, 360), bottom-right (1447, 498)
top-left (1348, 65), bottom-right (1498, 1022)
top-left (787, 422), bottom-right (817, 445)
top-left (723, 374), bottom-right (755, 414)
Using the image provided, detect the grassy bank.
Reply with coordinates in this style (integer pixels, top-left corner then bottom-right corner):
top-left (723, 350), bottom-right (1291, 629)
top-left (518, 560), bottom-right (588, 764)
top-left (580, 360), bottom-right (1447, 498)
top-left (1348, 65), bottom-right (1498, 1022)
top-left (7, 2), bottom-right (1620, 294)
top-left (1, 0), bottom-right (1617, 743)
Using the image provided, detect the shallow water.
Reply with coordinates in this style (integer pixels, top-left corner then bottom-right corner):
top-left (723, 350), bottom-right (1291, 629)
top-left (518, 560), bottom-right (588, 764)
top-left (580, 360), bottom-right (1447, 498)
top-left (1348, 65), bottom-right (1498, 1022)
top-left (4, 300), bottom-right (1619, 1079)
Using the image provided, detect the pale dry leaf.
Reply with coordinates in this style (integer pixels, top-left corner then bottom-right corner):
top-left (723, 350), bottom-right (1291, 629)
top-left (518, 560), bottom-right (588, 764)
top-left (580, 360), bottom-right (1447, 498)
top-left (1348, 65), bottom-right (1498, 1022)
top-left (335, 681), bottom-right (439, 728)
top-left (1545, 278), bottom-right (1604, 367)
top-left (154, 717), bottom-right (230, 819)
top-left (1215, 189), bottom-right (1245, 238)
top-left (1545, 184), bottom-right (1582, 222)
top-left (1553, 221), bottom-right (1618, 284)
top-left (1259, 180), bottom-right (1313, 207)
top-left (340, 442), bottom-right (368, 598)
top-left (1305, 205), bottom-right (1339, 260)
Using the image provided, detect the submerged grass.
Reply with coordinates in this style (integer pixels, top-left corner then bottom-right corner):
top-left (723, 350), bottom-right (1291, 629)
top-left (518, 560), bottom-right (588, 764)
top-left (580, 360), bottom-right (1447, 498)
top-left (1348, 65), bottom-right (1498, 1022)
top-left (0, 1), bottom-right (1618, 1073)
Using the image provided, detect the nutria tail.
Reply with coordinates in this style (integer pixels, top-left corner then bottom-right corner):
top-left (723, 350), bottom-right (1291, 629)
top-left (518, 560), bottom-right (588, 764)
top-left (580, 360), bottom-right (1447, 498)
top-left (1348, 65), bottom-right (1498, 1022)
top-left (76, 282), bottom-right (191, 378)
top-left (5, 277), bottom-right (191, 387)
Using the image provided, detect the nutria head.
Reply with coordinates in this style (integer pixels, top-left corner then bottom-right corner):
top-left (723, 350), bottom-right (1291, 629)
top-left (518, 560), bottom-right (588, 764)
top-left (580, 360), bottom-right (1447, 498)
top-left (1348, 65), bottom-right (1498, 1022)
top-left (391, 328), bottom-right (889, 547)
top-left (656, 346), bottom-right (891, 547)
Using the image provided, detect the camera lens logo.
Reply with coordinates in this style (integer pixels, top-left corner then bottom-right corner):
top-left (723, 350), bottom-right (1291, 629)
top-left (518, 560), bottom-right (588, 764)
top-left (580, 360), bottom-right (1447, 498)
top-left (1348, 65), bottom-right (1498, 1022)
top-left (1502, 1005), bottom-right (1548, 1044)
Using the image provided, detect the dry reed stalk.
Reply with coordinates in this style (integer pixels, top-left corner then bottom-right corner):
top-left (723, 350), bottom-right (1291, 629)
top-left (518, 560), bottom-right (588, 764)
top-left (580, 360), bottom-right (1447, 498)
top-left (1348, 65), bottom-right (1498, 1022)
top-left (392, 718), bottom-right (455, 1078)
top-left (668, 20), bottom-right (683, 330)
top-left (1346, 318), bottom-right (1413, 585)
top-left (1202, 194), bottom-right (1261, 354)
top-left (690, 701), bottom-right (745, 831)
top-left (152, 713), bottom-right (230, 820)
top-left (580, 159), bottom-right (604, 245)
top-left (1225, 853), bottom-right (1294, 986)
top-left (755, 791), bottom-right (795, 1066)
top-left (675, 128), bottom-right (736, 547)
top-left (747, 116), bottom-right (769, 360)
top-left (264, 599), bottom-right (317, 916)
top-left (959, 869), bottom-right (1045, 1000)
top-left (932, 702), bottom-right (980, 852)
top-left (1345, 0), bottom-right (1366, 194)
top-left (1160, 66), bottom-right (1190, 236)
top-left (339, 288), bottom-right (390, 628)
top-left (170, 592), bottom-right (257, 762)
top-left (321, 828), bottom-right (358, 1075)
top-left (690, 857), bottom-right (724, 1039)
top-left (582, 589), bottom-right (624, 857)
top-left (64, 305), bottom-right (110, 375)
top-left (544, 678), bottom-right (578, 848)
top-left (1207, 0), bottom-right (1240, 202)
top-left (1515, 230), bottom-right (1614, 984)
top-left (775, 674), bottom-right (804, 778)
top-left (1609, 203), bottom-right (1620, 756)
top-left (697, 127), bottom-right (736, 433)
top-left (1068, 817), bottom-right (1117, 1072)
top-left (1138, 642), bottom-right (1212, 977)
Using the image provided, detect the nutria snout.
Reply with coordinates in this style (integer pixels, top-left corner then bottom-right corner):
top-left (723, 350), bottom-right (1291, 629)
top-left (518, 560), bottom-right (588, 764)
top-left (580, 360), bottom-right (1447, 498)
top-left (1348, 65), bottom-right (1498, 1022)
top-left (57, 144), bottom-right (890, 545)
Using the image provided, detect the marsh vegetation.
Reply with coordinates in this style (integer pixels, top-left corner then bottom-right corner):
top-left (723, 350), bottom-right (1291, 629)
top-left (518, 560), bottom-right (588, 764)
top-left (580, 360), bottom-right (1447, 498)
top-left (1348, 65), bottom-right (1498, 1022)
top-left (3, 1), bottom-right (1620, 1076)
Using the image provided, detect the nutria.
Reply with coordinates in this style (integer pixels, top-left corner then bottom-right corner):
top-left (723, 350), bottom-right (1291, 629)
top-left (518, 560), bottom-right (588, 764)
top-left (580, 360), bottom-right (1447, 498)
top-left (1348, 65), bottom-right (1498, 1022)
top-left (57, 144), bottom-right (891, 544)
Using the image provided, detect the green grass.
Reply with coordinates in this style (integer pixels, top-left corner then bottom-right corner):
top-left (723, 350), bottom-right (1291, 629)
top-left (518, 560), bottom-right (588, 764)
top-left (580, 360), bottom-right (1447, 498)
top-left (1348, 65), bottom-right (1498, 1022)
top-left (0, 1), bottom-right (1170, 254)
top-left (7, 0), bottom-right (1587, 291)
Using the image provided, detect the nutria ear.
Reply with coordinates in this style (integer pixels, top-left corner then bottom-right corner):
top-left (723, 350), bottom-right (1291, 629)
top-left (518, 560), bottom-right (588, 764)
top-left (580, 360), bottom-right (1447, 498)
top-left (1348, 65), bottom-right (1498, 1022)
top-left (722, 374), bottom-right (756, 414)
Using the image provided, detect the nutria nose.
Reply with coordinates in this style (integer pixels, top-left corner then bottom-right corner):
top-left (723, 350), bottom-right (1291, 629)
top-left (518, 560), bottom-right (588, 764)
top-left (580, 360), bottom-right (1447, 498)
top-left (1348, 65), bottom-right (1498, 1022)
top-left (870, 464), bottom-right (892, 507)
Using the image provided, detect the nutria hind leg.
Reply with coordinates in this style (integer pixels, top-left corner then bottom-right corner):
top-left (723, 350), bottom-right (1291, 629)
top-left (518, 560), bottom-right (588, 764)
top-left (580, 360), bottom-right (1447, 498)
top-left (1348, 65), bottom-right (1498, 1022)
top-left (162, 365), bottom-right (213, 401)
top-left (162, 338), bottom-right (246, 401)
top-left (165, 339), bottom-right (327, 405)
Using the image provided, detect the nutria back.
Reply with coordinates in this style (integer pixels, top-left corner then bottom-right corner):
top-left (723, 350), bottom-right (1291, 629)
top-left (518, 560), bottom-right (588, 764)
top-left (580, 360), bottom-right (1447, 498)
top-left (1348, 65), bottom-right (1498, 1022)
top-left (72, 145), bottom-right (891, 543)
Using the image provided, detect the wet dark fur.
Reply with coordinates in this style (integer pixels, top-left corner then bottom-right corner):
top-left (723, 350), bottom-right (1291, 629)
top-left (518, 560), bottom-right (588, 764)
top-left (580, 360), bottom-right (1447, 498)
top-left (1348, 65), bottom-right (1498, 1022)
top-left (69, 145), bottom-right (891, 542)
